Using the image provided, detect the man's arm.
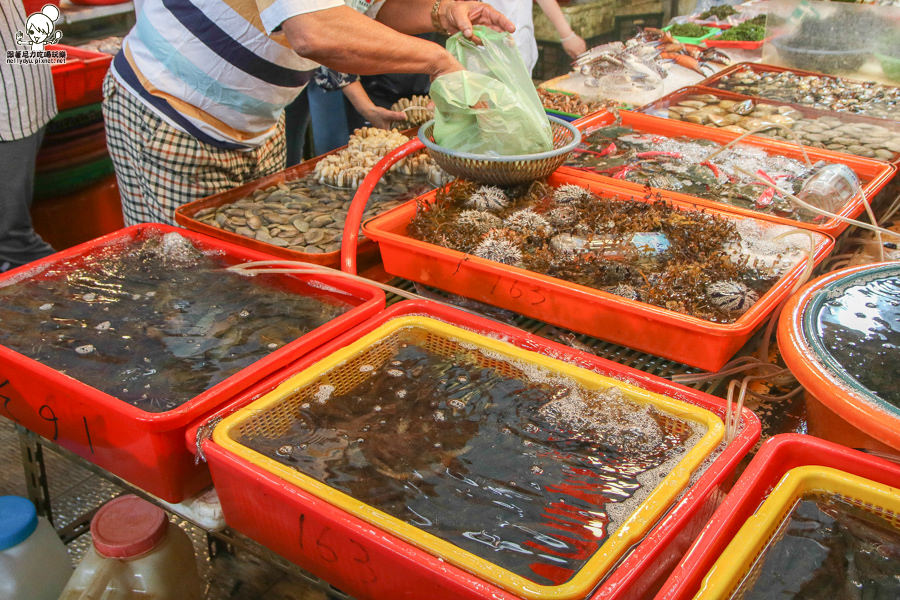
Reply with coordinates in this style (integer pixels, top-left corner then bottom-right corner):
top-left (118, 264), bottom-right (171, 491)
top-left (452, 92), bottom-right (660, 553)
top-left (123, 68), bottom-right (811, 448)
top-left (283, 6), bottom-right (461, 79)
top-left (281, 1), bottom-right (515, 79)
top-left (376, 0), bottom-right (515, 38)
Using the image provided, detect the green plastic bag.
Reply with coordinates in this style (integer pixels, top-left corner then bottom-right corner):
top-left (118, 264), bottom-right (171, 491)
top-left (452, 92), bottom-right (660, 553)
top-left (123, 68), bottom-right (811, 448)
top-left (430, 26), bottom-right (553, 156)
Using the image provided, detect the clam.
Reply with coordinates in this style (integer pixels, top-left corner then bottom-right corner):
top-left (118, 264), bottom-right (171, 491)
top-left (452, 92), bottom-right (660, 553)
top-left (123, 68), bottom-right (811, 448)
top-left (729, 100), bottom-right (755, 116)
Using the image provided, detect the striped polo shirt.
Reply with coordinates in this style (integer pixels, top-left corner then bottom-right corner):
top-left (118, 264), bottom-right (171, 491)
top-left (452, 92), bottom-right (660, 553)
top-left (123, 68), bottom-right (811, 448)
top-left (111, 0), bottom-right (356, 150)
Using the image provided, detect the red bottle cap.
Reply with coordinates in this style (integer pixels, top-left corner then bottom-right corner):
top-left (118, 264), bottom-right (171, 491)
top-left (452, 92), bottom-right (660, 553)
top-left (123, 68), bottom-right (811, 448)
top-left (91, 495), bottom-right (168, 559)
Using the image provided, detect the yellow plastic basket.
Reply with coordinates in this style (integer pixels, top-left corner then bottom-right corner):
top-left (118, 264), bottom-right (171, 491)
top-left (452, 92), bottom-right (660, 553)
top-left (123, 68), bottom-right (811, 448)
top-left (213, 316), bottom-right (724, 600)
top-left (694, 465), bottom-right (900, 600)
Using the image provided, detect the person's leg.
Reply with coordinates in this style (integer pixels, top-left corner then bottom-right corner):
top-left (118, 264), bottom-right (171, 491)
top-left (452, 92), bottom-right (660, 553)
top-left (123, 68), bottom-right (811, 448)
top-left (307, 80), bottom-right (351, 155)
top-left (0, 128), bottom-right (55, 272)
top-left (103, 74), bottom-right (286, 226)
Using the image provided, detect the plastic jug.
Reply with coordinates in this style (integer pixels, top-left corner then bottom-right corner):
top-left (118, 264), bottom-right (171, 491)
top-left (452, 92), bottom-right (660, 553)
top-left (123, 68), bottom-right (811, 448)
top-left (798, 162), bottom-right (861, 214)
top-left (0, 495), bottom-right (72, 600)
top-left (59, 495), bottom-right (202, 599)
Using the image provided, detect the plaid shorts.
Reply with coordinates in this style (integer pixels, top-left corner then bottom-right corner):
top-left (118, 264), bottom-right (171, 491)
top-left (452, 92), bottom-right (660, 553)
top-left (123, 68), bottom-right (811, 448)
top-left (102, 73), bottom-right (286, 226)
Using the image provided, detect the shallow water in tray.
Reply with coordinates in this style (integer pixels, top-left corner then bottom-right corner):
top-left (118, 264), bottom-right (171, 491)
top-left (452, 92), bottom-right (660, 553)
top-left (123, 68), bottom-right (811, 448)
top-left (241, 331), bottom-right (699, 585)
top-left (737, 493), bottom-right (900, 600)
top-left (815, 275), bottom-right (900, 409)
top-left (0, 232), bottom-right (350, 413)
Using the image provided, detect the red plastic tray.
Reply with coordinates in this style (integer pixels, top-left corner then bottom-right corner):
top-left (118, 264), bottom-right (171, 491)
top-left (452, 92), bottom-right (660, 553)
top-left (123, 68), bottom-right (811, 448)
top-left (655, 433), bottom-right (900, 600)
top-left (175, 129), bottom-right (427, 275)
top-left (639, 85), bottom-right (900, 163)
top-left (48, 45), bottom-right (112, 111)
top-left (564, 110), bottom-right (896, 237)
top-left (362, 170), bottom-right (835, 371)
top-left (0, 224), bottom-right (384, 502)
top-left (704, 35), bottom-right (772, 50)
top-left (23, 0), bottom-right (60, 12)
top-left (691, 20), bottom-right (733, 29)
top-left (187, 299), bottom-right (760, 600)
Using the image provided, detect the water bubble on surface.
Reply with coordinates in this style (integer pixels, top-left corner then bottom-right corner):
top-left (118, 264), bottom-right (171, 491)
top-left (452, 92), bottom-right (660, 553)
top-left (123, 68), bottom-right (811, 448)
top-left (314, 384), bottom-right (335, 404)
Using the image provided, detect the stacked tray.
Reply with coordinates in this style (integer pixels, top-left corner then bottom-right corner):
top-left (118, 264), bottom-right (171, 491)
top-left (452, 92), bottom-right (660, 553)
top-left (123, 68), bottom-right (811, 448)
top-left (48, 45), bottom-right (112, 111)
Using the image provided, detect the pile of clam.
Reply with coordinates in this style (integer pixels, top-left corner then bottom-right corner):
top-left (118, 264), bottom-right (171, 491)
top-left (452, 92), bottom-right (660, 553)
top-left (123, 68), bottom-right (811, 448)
top-left (660, 93), bottom-right (899, 160)
top-left (714, 69), bottom-right (900, 120)
top-left (313, 127), bottom-right (442, 189)
top-left (191, 173), bottom-right (435, 254)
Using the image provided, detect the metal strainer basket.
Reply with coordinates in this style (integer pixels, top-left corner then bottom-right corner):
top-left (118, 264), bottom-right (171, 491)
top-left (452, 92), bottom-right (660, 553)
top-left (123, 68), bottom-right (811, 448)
top-left (417, 116), bottom-right (581, 185)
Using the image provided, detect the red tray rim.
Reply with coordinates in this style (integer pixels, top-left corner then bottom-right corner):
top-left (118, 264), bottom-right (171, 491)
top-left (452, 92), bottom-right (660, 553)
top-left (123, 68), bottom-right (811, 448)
top-left (174, 128), bottom-right (425, 268)
top-left (361, 172), bottom-right (835, 336)
top-left (187, 299), bottom-right (761, 599)
top-left (0, 223), bottom-right (385, 432)
top-left (704, 35), bottom-right (773, 49)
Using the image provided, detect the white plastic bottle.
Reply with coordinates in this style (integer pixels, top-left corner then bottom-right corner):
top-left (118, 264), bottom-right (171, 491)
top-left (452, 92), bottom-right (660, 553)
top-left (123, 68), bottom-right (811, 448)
top-left (59, 494), bottom-right (203, 600)
top-left (0, 495), bottom-right (72, 600)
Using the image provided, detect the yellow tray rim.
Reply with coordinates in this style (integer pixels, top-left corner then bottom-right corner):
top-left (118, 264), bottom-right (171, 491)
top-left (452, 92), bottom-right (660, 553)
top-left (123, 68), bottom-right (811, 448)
top-left (214, 315), bottom-right (724, 600)
top-left (694, 465), bottom-right (900, 600)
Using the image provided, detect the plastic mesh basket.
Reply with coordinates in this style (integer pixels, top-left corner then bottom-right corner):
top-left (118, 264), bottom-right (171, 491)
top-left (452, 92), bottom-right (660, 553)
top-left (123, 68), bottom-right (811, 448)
top-left (213, 316), bottom-right (723, 600)
top-left (695, 465), bottom-right (900, 600)
top-left (417, 116), bottom-right (581, 185)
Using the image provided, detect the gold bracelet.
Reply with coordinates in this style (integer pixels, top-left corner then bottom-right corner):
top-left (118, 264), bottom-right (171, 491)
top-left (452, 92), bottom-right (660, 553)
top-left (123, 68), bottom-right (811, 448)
top-left (431, 0), bottom-right (448, 35)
